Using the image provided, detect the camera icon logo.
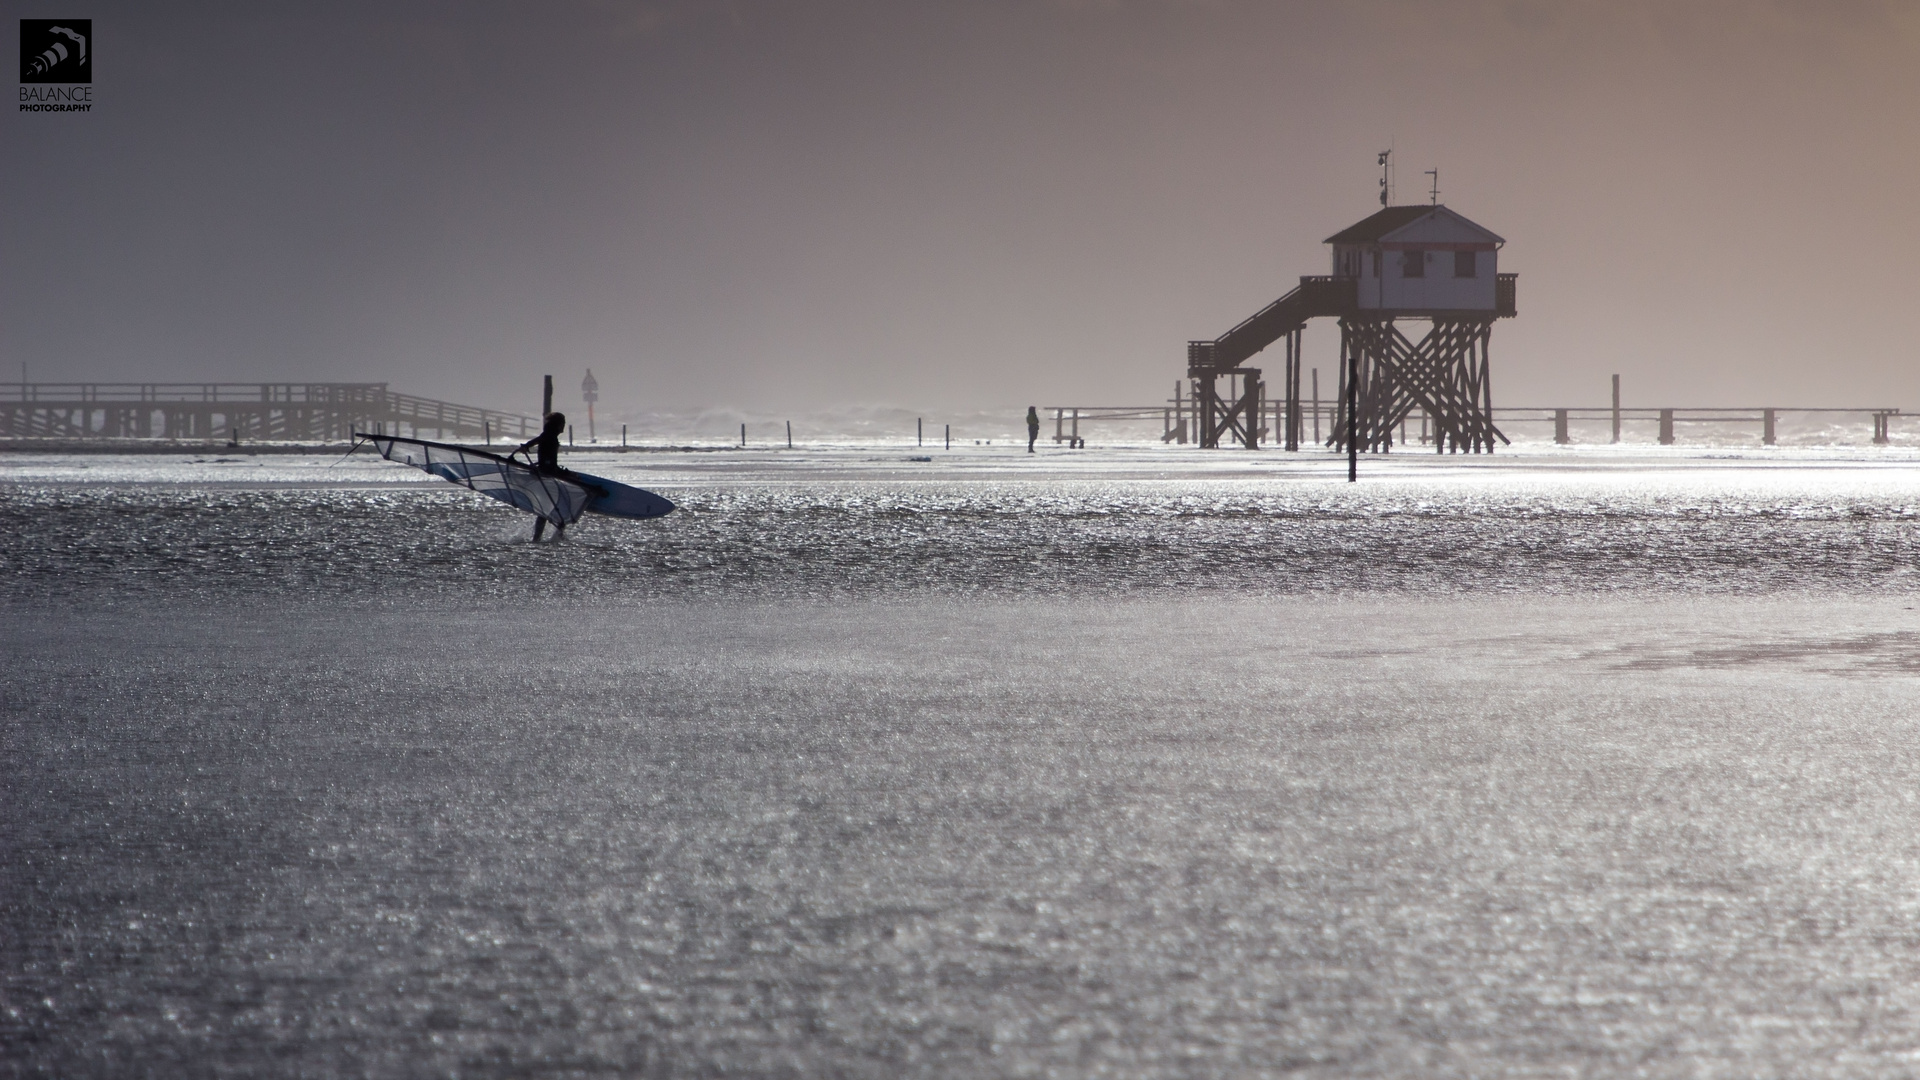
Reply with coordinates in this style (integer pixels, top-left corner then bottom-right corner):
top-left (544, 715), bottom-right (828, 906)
top-left (20, 20), bottom-right (91, 84)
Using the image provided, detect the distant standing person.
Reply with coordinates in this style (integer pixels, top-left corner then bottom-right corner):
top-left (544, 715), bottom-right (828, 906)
top-left (1026, 406), bottom-right (1040, 453)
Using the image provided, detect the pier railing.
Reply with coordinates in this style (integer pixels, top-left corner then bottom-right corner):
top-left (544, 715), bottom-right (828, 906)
top-left (1044, 402), bottom-right (1906, 447)
top-left (0, 382), bottom-right (542, 443)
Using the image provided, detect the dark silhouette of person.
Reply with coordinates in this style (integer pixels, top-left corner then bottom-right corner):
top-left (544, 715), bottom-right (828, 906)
top-left (1026, 406), bottom-right (1040, 453)
top-left (518, 411), bottom-right (565, 474)
top-left (515, 411), bottom-right (575, 541)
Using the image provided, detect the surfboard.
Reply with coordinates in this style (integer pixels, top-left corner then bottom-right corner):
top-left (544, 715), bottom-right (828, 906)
top-left (573, 471), bottom-right (676, 519)
top-left (358, 433), bottom-right (675, 524)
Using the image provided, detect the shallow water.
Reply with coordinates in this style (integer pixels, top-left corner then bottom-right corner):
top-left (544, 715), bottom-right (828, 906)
top-left (5, 447), bottom-right (1920, 603)
top-left (7, 449), bottom-right (1920, 1077)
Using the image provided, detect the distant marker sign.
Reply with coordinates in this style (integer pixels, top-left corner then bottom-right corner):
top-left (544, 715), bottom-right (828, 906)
top-left (19, 19), bottom-right (92, 112)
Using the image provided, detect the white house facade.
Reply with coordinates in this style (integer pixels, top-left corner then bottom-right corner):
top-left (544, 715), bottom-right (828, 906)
top-left (1326, 205), bottom-right (1504, 313)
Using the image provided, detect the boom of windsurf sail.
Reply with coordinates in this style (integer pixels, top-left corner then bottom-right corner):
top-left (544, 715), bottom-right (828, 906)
top-left (358, 432), bottom-right (591, 526)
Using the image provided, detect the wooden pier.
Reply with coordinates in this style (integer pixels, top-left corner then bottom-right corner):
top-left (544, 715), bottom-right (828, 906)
top-left (1512, 406), bottom-right (1904, 446)
top-left (0, 383), bottom-right (540, 444)
top-left (1043, 401), bottom-right (1905, 447)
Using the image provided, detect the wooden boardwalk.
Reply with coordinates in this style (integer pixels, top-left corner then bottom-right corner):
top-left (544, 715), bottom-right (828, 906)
top-left (0, 383), bottom-right (540, 444)
top-left (1042, 401), bottom-right (1905, 447)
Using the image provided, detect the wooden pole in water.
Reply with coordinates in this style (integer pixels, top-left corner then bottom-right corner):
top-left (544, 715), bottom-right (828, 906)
top-left (787, 420), bottom-right (793, 449)
top-left (1312, 368), bottom-right (1320, 445)
top-left (1611, 374), bottom-right (1621, 443)
top-left (1345, 345), bottom-right (1358, 482)
top-left (945, 423), bottom-right (950, 450)
top-left (622, 423), bottom-right (627, 448)
top-left (918, 417), bottom-right (923, 447)
top-left (741, 423), bottom-right (746, 446)
top-left (542, 375), bottom-right (553, 416)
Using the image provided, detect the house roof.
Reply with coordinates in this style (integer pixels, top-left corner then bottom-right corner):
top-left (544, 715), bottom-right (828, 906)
top-left (1324, 205), bottom-right (1503, 246)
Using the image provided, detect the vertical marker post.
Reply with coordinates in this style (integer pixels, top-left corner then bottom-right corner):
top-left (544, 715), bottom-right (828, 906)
top-left (1346, 348), bottom-right (1359, 482)
top-left (581, 369), bottom-right (599, 442)
top-left (1611, 374), bottom-right (1622, 444)
top-left (786, 420), bottom-right (792, 449)
top-left (1312, 368), bottom-right (1321, 445)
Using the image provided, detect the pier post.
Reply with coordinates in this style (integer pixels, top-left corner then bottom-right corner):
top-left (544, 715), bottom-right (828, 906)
top-left (1763, 409), bottom-right (1776, 446)
top-left (1291, 330), bottom-right (1303, 450)
top-left (1554, 409), bottom-right (1570, 445)
top-left (1658, 409), bottom-right (1674, 445)
top-left (1238, 373), bottom-right (1261, 450)
top-left (1611, 374), bottom-right (1621, 443)
top-left (1197, 378), bottom-right (1219, 449)
top-left (786, 421), bottom-right (792, 449)
top-left (623, 423), bottom-right (629, 448)
top-left (918, 417), bottom-right (923, 447)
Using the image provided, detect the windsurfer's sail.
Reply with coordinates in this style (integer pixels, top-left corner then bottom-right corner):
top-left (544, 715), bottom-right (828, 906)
top-left (360, 433), bottom-right (591, 526)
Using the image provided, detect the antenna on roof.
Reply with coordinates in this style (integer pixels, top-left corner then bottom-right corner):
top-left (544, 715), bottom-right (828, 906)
top-left (1425, 168), bottom-right (1439, 206)
top-left (1377, 149), bottom-right (1392, 207)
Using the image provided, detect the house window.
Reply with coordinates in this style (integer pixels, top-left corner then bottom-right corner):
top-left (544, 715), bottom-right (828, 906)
top-left (1402, 249), bottom-right (1424, 278)
top-left (1454, 250), bottom-right (1477, 278)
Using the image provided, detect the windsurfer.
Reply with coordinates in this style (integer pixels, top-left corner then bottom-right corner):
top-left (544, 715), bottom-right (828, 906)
top-left (514, 411), bottom-right (591, 541)
top-left (517, 411), bottom-right (566, 474)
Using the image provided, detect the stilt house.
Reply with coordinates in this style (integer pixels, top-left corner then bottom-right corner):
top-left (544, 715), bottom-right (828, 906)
top-left (1326, 206), bottom-right (1504, 313)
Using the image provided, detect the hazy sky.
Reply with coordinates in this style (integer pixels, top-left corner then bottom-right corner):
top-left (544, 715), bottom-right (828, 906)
top-left (5, 0), bottom-right (1917, 417)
